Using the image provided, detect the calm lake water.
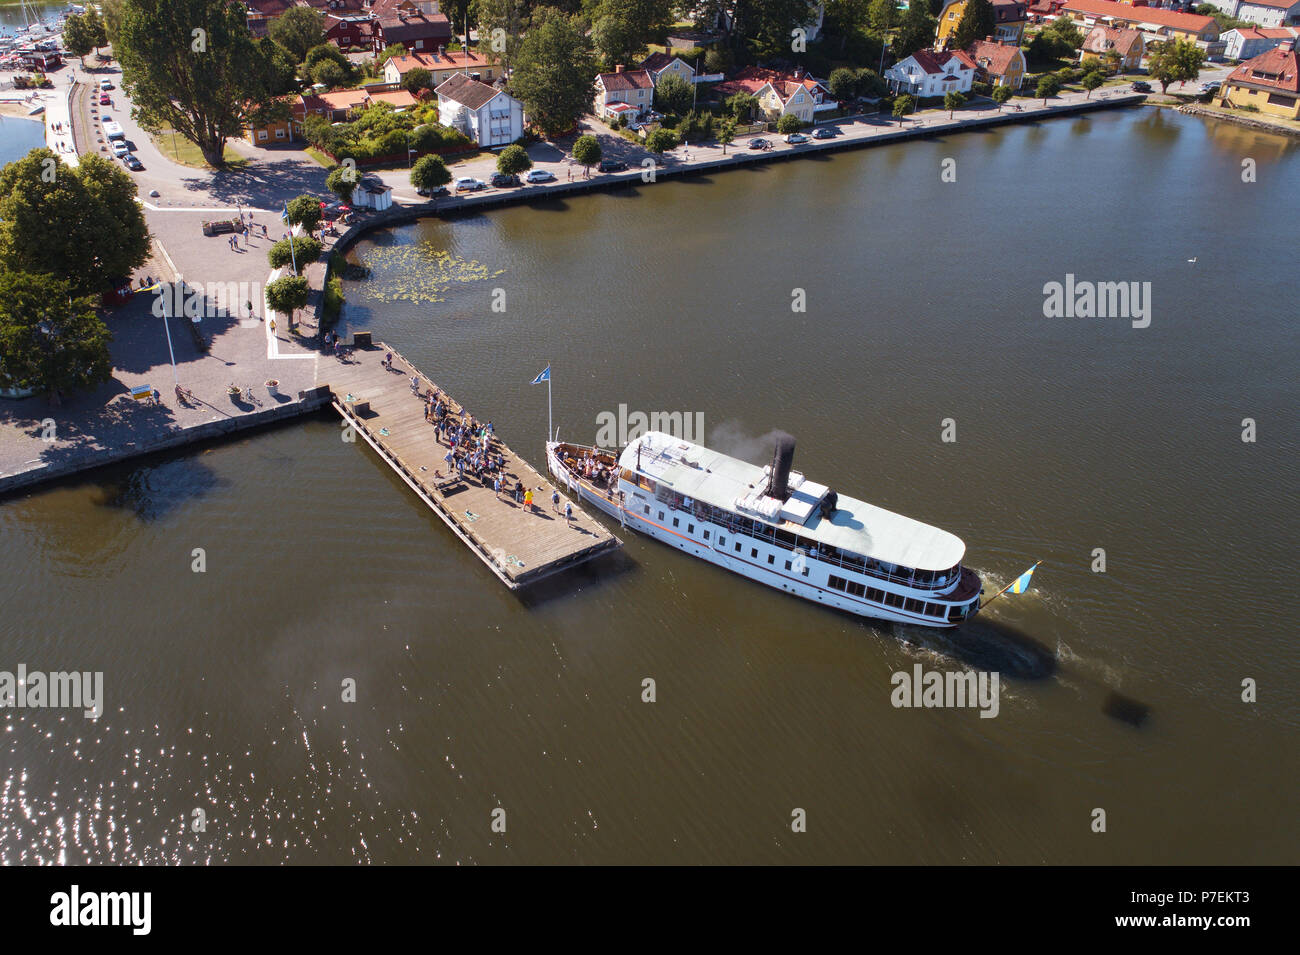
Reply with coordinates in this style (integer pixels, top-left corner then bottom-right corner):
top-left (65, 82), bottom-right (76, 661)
top-left (0, 115), bottom-right (44, 167)
top-left (1, 107), bottom-right (1296, 864)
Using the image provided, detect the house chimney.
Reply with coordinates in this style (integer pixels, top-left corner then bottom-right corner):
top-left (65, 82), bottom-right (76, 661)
top-left (1281, 40), bottom-right (1295, 53)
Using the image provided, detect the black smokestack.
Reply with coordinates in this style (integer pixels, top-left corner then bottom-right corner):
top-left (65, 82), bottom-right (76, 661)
top-left (769, 432), bottom-right (796, 500)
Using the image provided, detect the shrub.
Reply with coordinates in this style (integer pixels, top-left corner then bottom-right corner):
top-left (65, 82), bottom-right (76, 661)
top-left (776, 113), bottom-right (804, 134)
top-left (268, 235), bottom-right (323, 272)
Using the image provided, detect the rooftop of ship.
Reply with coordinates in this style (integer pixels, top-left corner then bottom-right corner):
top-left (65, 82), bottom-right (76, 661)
top-left (619, 431), bottom-right (967, 572)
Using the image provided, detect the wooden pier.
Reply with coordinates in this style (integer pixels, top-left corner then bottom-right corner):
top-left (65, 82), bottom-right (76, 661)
top-left (323, 341), bottom-right (620, 589)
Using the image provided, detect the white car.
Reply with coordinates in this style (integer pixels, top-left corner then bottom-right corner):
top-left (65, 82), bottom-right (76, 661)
top-left (110, 140), bottom-right (129, 157)
top-left (103, 121), bottom-right (125, 140)
top-left (99, 78), bottom-right (113, 91)
top-left (454, 177), bottom-right (485, 192)
top-left (524, 169), bottom-right (555, 183)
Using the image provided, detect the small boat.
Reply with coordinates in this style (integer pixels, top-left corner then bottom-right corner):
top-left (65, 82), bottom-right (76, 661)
top-left (26, 103), bottom-right (44, 115)
top-left (548, 431), bottom-right (984, 627)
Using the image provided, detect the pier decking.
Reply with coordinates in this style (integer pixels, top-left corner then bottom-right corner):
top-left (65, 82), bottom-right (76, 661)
top-left (323, 342), bottom-right (620, 589)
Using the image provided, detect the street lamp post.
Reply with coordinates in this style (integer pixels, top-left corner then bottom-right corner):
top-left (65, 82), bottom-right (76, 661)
top-left (408, 148), bottom-right (417, 168)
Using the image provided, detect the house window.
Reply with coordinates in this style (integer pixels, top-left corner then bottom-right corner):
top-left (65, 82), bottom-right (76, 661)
top-left (257, 129), bottom-right (268, 141)
top-left (275, 128), bottom-right (285, 139)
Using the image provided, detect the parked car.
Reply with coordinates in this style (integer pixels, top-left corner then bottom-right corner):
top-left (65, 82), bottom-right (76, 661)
top-left (1131, 81), bottom-right (1152, 92)
top-left (811, 127), bottom-right (834, 139)
top-left (627, 122), bottom-right (643, 131)
top-left (103, 121), bottom-right (125, 140)
top-left (524, 169), bottom-right (555, 183)
top-left (455, 177), bottom-right (485, 192)
top-left (1199, 81), bottom-right (1221, 94)
top-left (597, 159), bottom-right (627, 172)
top-left (123, 153), bottom-right (143, 171)
top-left (785, 132), bottom-right (810, 144)
top-left (110, 140), bottom-right (129, 157)
top-left (99, 92), bottom-right (110, 105)
top-left (416, 185), bottom-right (449, 197)
top-left (99, 78), bottom-right (113, 90)
top-left (489, 172), bottom-right (521, 188)
top-left (748, 138), bottom-right (770, 150)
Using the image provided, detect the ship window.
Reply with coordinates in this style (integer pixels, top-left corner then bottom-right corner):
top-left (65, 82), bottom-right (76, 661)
top-left (688, 524), bottom-right (695, 534)
top-left (658, 511), bottom-right (664, 521)
top-left (703, 530), bottom-right (709, 540)
top-left (886, 592), bottom-right (902, 608)
top-left (719, 536), bottom-right (726, 546)
top-left (784, 560), bottom-right (792, 571)
top-left (849, 581), bottom-right (865, 598)
top-left (735, 542), bottom-right (741, 553)
top-left (672, 517), bottom-right (679, 527)
top-left (767, 554), bottom-right (775, 564)
top-left (751, 548), bottom-right (758, 558)
top-left (643, 506), bottom-right (650, 515)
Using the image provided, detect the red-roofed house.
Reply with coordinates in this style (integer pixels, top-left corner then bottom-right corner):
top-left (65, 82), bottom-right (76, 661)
top-left (1222, 25), bottom-right (1300, 59)
top-left (1079, 25), bottom-right (1146, 71)
top-left (885, 49), bottom-right (977, 98)
top-left (382, 50), bottom-right (499, 88)
top-left (1218, 40), bottom-right (1300, 118)
top-left (594, 67), bottom-right (655, 120)
top-left (639, 53), bottom-right (696, 86)
top-left (967, 39), bottom-right (1028, 88)
top-left (324, 14), bottom-right (376, 50)
top-left (714, 67), bottom-right (832, 123)
top-left (435, 73), bottom-right (525, 146)
top-left (1059, 0), bottom-right (1219, 45)
top-left (369, 0), bottom-right (453, 54)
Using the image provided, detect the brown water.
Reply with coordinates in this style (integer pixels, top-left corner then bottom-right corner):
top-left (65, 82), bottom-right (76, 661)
top-left (2, 107), bottom-right (1297, 864)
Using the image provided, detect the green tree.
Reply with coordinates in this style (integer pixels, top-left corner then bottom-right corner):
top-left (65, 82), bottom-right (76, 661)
top-left (402, 67), bottom-right (433, 95)
top-left (268, 235), bottom-right (322, 273)
top-left (1081, 70), bottom-right (1104, 98)
top-left (100, 0), bottom-right (125, 49)
top-left (591, 13), bottom-right (642, 69)
top-left (645, 127), bottom-right (678, 154)
top-left (991, 84), bottom-right (1013, 110)
top-left (496, 143), bottom-right (533, 175)
top-left (894, 1), bottom-right (937, 57)
top-left (410, 154), bottom-right (452, 192)
top-left (325, 165), bottom-right (358, 203)
top-left (0, 150), bottom-right (150, 297)
top-left (717, 118), bottom-right (736, 154)
top-left (724, 92), bottom-right (758, 121)
top-left (1036, 74), bottom-right (1061, 103)
top-left (286, 194), bottom-right (324, 234)
top-left (62, 13), bottom-right (96, 65)
top-left (951, 0), bottom-right (995, 51)
top-left (855, 68), bottom-right (886, 99)
top-left (892, 93), bottom-right (914, 122)
top-left (654, 72), bottom-right (693, 116)
top-left (508, 13), bottom-right (598, 137)
top-left (944, 90), bottom-right (966, 117)
top-left (572, 133), bottom-right (602, 173)
top-left (265, 274), bottom-right (309, 329)
top-left (477, 0), bottom-right (526, 73)
top-left (868, 0), bottom-right (898, 34)
top-left (375, 43), bottom-right (408, 67)
top-left (115, 0), bottom-right (282, 167)
top-left (776, 113), bottom-right (803, 133)
top-left (269, 6), bottom-right (325, 62)
top-left (0, 270), bottom-right (111, 402)
top-left (1146, 39), bottom-right (1205, 95)
top-left (1045, 16), bottom-right (1084, 50)
top-left (312, 59), bottom-right (347, 89)
top-left (828, 67), bottom-right (858, 102)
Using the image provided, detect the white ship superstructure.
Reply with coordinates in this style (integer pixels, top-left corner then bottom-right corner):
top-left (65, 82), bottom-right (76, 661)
top-left (548, 431), bottom-right (983, 627)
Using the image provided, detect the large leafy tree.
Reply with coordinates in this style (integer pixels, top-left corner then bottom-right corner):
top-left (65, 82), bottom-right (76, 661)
top-left (894, 2), bottom-right (937, 57)
top-left (508, 11), bottom-right (597, 138)
top-left (867, 0), bottom-right (898, 34)
top-left (477, 0), bottom-right (527, 73)
top-left (269, 6), bottom-right (325, 62)
top-left (496, 143), bottom-right (533, 175)
top-left (727, 0), bottom-right (817, 59)
top-left (1147, 39), bottom-right (1205, 94)
top-left (571, 133), bottom-right (601, 172)
top-left (655, 73), bottom-right (693, 115)
top-left (0, 270), bottom-right (112, 402)
top-left (62, 12), bottom-right (99, 65)
top-left (264, 275), bottom-right (309, 329)
top-left (0, 150), bottom-right (150, 297)
top-left (410, 154), bottom-right (452, 192)
top-left (591, 12), bottom-right (642, 69)
top-left (115, 0), bottom-right (281, 166)
top-left (286, 194), bottom-right (324, 234)
top-left (951, 0), bottom-right (996, 50)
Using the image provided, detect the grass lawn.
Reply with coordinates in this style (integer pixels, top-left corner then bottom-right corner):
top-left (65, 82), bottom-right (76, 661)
top-left (151, 125), bottom-right (248, 169)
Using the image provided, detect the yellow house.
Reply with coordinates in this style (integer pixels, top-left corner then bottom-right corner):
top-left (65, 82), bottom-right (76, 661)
top-left (937, 0), bottom-right (1027, 49)
top-left (244, 96), bottom-right (300, 146)
top-left (1218, 43), bottom-right (1300, 120)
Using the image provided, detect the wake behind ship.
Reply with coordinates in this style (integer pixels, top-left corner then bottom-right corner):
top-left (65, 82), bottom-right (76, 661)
top-left (548, 431), bottom-right (983, 627)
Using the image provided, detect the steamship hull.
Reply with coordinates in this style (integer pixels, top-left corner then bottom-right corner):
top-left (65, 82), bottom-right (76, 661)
top-left (549, 433), bottom-right (983, 628)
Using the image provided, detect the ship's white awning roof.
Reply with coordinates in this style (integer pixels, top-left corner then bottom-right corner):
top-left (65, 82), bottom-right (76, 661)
top-left (619, 432), bottom-right (966, 571)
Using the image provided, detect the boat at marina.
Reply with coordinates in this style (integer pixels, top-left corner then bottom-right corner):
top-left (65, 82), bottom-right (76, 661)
top-left (547, 431), bottom-right (983, 627)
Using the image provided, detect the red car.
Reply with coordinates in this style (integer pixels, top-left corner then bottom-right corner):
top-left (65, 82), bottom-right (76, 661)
top-left (99, 93), bottom-right (110, 105)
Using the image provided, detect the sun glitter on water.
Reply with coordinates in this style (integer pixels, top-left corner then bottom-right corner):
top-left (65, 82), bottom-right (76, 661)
top-left (359, 241), bottom-right (506, 304)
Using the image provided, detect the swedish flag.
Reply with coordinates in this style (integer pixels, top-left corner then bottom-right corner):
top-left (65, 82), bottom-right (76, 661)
top-left (1008, 562), bottom-right (1040, 594)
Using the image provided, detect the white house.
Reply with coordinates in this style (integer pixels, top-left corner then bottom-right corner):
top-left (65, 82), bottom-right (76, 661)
top-left (885, 49), bottom-right (976, 98)
top-left (434, 72), bottom-right (525, 147)
top-left (639, 52), bottom-right (696, 86)
top-left (354, 178), bottom-right (393, 211)
top-left (1201, 0), bottom-right (1300, 27)
top-left (1221, 25), bottom-right (1300, 58)
top-left (594, 67), bottom-right (655, 119)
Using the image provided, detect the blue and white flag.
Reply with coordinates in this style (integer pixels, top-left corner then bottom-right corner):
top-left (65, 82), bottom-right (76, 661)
top-left (1007, 562), bottom-right (1040, 595)
top-left (281, 201), bottom-right (290, 222)
top-left (530, 365), bottom-right (550, 385)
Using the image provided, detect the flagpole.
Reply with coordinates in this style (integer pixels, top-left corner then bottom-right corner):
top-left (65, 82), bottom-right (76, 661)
top-left (547, 360), bottom-right (552, 443)
top-left (980, 560), bottom-right (1043, 610)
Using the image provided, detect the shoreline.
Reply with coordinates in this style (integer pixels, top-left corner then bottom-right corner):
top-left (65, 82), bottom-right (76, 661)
top-left (0, 92), bottom-right (1188, 499)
